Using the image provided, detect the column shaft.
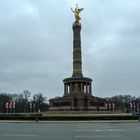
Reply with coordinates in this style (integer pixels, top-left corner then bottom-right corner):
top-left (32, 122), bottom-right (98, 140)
top-left (72, 22), bottom-right (83, 77)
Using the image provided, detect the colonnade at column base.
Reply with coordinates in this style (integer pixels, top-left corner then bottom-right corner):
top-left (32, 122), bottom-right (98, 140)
top-left (63, 76), bottom-right (93, 97)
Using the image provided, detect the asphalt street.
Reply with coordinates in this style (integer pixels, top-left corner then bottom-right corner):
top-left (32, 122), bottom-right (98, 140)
top-left (0, 121), bottom-right (139, 140)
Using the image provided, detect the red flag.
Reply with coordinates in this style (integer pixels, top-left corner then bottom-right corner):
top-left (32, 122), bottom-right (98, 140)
top-left (104, 103), bottom-right (107, 109)
top-left (9, 102), bottom-right (12, 109)
top-left (12, 102), bottom-right (15, 109)
top-left (5, 102), bottom-right (9, 109)
top-left (112, 103), bottom-right (115, 109)
top-left (130, 102), bottom-right (132, 108)
top-left (109, 103), bottom-right (111, 109)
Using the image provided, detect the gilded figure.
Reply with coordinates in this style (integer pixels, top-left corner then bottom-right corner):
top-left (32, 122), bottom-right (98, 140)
top-left (71, 4), bottom-right (84, 22)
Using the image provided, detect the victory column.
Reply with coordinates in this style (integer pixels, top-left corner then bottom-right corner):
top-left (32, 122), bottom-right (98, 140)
top-left (49, 5), bottom-right (104, 111)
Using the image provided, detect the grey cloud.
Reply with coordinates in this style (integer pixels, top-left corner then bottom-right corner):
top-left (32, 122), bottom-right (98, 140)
top-left (0, 0), bottom-right (140, 98)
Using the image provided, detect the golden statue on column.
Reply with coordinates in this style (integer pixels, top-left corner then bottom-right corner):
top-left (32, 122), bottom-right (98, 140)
top-left (71, 4), bottom-right (84, 22)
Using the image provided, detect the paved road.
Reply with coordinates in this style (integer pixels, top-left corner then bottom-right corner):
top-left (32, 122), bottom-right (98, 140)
top-left (0, 121), bottom-right (139, 140)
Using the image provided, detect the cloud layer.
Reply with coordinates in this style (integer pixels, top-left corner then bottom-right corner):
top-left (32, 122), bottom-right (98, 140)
top-left (0, 0), bottom-right (140, 98)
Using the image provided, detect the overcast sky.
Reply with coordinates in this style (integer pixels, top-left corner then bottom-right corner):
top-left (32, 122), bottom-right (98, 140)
top-left (0, 0), bottom-right (140, 99)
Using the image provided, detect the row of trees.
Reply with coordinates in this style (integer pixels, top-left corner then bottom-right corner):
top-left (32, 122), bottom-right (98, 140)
top-left (0, 92), bottom-right (140, 113)
top-left (105, 95), bottom-right (140, 112)
top-left (0, 90), bottom-right (49, 113)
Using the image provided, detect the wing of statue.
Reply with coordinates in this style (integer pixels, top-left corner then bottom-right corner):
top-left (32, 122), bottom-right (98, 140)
top-left (71, 8), bottom-right (75, 13)
top-left (78, 8), bottom-right (84, 12)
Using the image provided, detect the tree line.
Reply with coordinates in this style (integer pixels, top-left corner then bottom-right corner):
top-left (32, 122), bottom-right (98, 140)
top-left (0, 90), bottom-right (49, 113)
top-left (105, 95), bottom-right (140, 112)
top-left (0, 91), bottom-right (140, 113)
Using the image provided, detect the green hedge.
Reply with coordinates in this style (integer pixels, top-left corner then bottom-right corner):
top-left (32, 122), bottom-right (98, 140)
top-left (0, 114), bottom-right (138, 121)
